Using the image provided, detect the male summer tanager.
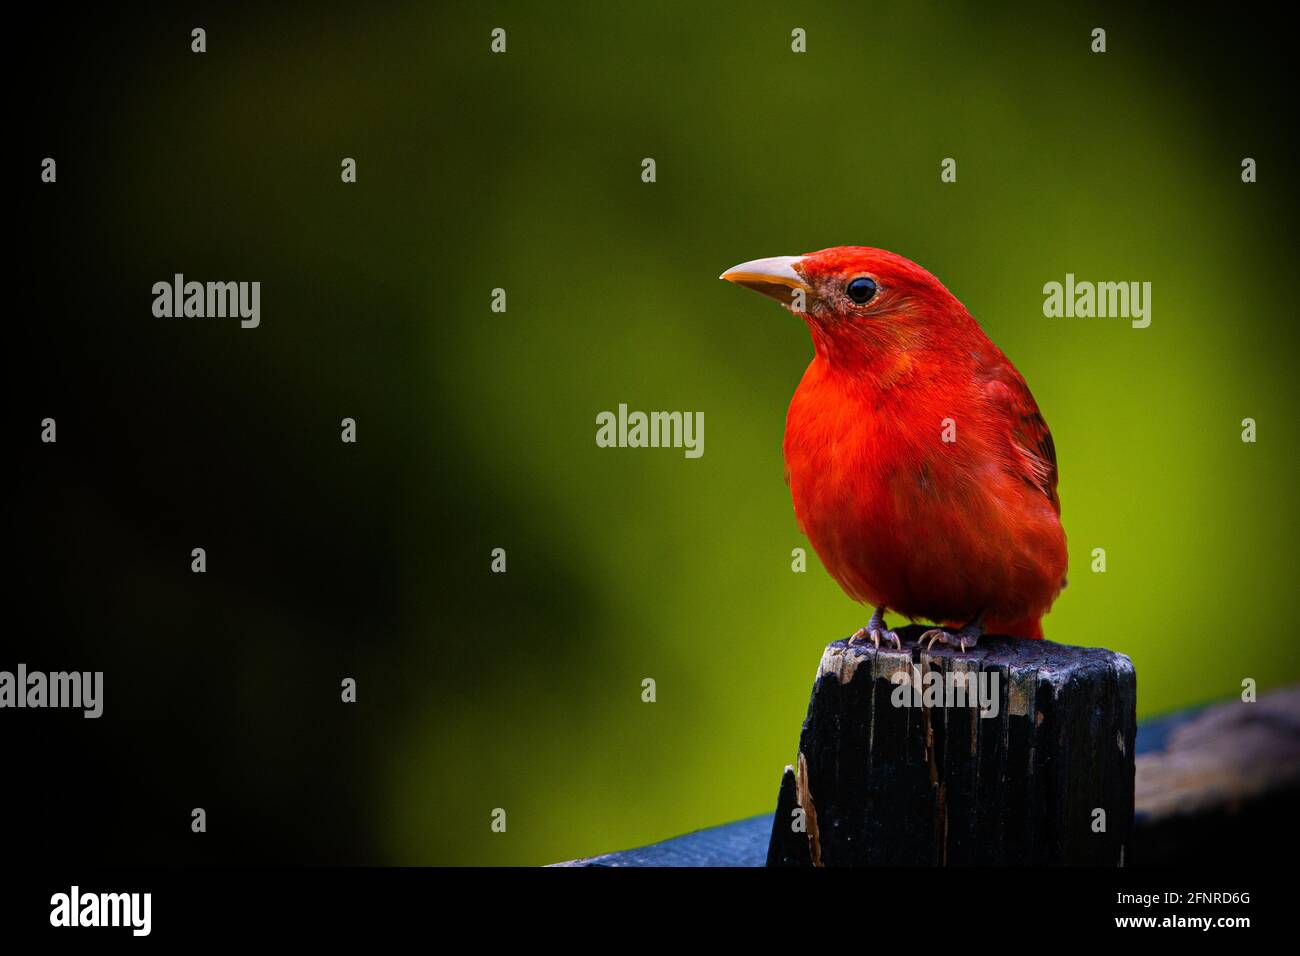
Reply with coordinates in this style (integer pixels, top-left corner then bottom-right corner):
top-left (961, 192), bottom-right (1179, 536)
top-left (721, 247), bottom-right (1067, 650)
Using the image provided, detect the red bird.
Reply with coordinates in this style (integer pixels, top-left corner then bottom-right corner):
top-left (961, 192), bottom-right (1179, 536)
top-left (722, 247), bottom-right (1067, 650)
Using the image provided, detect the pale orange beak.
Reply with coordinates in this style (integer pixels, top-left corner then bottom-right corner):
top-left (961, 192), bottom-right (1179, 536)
top-left (719, 255), bottom-right (811, 307)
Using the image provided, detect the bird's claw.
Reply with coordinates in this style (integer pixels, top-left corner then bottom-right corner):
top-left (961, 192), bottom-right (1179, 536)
top-left (850, 626), bottom-right (902, 649)
top-left (875, 628), bottom-right (903, 650)
top-left (920, 628), bottom-right (947, 651)
top-left (850, 607), bottom-right (901, 649)
top-left (920, 624), bottom-right (980, 653)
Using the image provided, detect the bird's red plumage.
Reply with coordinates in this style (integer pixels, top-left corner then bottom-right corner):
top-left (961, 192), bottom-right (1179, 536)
top-left (776, 247), bottom-right (1067, 639)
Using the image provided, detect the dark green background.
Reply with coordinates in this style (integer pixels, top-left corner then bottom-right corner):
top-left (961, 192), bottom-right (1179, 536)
top-left (14, 2), bottom-right (1298, 866)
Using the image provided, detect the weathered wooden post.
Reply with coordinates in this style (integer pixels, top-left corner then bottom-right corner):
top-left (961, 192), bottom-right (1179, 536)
top-left (767, 625), bottom-right (1136, 866)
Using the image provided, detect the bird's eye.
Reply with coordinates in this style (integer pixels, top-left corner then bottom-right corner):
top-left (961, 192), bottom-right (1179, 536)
top-left (846, 276), bottom-right (878, 305)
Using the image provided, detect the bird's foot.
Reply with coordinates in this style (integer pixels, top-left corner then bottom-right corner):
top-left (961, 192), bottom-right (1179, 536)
top-left (850, 626), bottom-right (902, 649)
top-left (919, 614), bottom-right (985, 653)
top-left (849, 606), bottom-right (901, 649)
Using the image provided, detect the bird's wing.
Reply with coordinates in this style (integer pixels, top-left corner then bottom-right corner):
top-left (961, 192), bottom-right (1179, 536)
top-left (981, 360), bottom-right (1060, 513)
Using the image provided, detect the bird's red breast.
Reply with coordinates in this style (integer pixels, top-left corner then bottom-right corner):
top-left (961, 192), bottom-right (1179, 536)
top-left (722, 247), bottom-right (1067, 639)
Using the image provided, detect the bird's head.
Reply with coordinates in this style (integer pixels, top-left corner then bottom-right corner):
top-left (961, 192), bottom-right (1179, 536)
top-left (720, 246), bottom-right (974, 363)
